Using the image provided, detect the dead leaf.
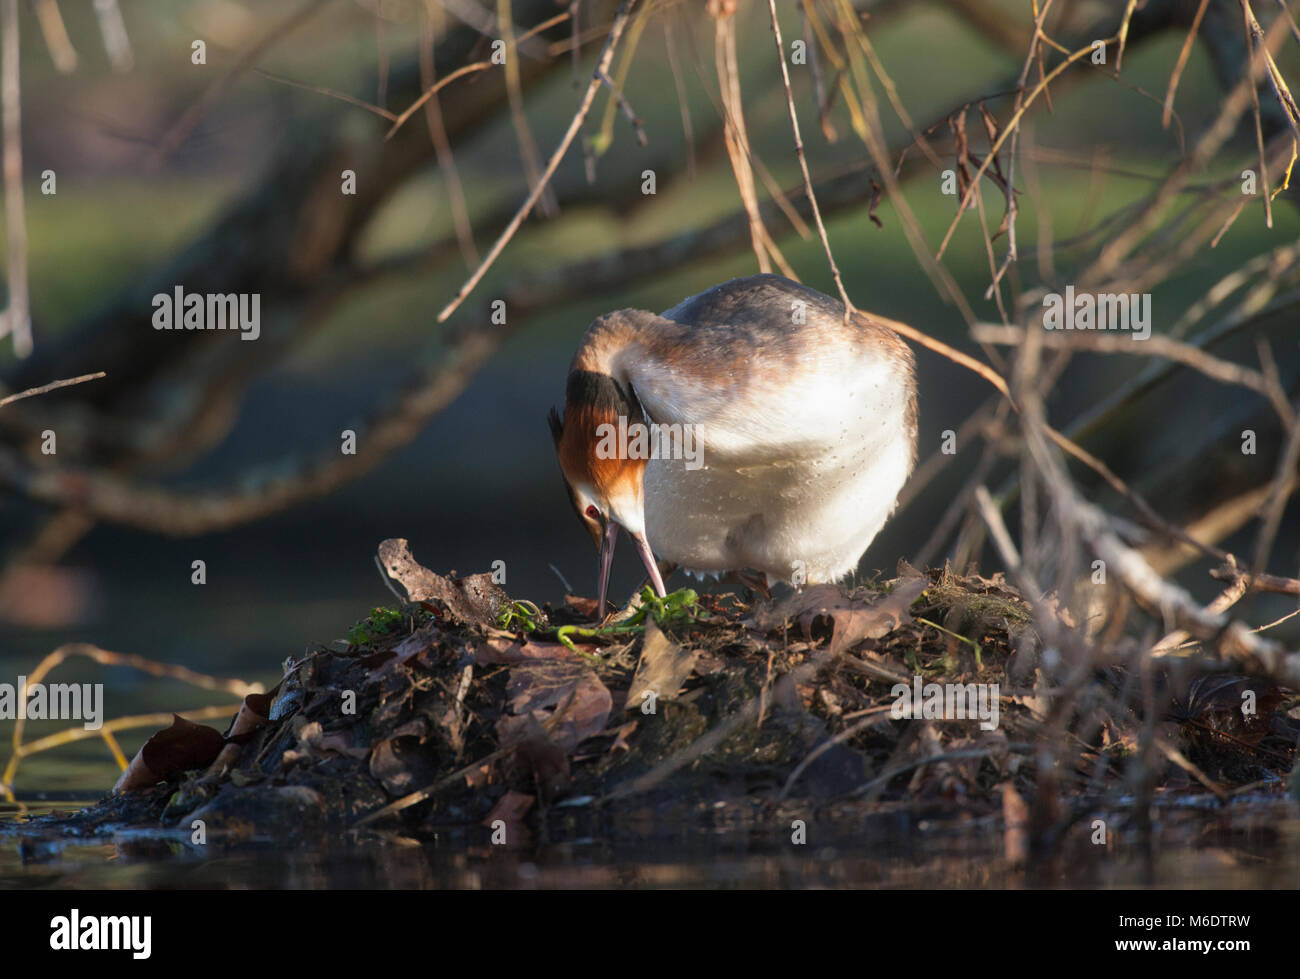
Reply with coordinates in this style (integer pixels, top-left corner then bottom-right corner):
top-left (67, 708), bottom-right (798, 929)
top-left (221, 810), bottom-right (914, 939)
top-left (610, 720), bottom-right (638, 753)
top-left (206, 687), bottom-right (279, 776)
top-left (227, 688), bottom-right (276, 741)
top-left (113, 715), bottom-right (225, 793)
top-left (506, 664), bottom-right (612, 752)
top-left (284, 720), bottom-right (370, 764)
top-left (625, 619), bottom-right (699, 709)
top-left (564, 595), bottom-right (602, 620)
top-left (475, 632), bottom-right (583, 665)
top-left (497, 713), bottom-right (570, 798)
top-left (377, 539), bottom-right (509, 628)
top-left (370, 721), bottom-right (438, 796)
top-left (752, 577), bottom-right (926, 655)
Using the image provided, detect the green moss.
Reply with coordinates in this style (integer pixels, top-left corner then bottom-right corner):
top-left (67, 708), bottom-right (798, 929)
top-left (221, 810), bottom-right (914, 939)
top-left (347, 606), bottom-right (406, 647)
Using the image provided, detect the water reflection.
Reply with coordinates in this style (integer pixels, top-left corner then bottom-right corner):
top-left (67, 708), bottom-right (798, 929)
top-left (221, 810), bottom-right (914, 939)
top-left (5, 795), bottom-right (1300, 889)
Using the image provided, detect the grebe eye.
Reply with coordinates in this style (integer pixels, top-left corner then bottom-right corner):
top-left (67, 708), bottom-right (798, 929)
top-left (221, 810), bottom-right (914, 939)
top-left (585, 505), bottom-right (600, 520)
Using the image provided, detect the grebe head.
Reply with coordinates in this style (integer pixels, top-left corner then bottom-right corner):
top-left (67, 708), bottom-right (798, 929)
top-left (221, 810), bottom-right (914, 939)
top-left (549, 369), bottom-right (663, 614)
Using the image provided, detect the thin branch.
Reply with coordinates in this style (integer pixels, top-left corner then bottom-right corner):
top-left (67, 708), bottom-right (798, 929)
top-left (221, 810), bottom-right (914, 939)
top-left (1162, 0), bottom-right (1210, 129)
top-left (973, 323), bottom-right (1277, 407)
top-left (1, 0), bottom-right (32, 358)
top-left (767, 0), bottom-right (849, 310)
top-left (0, 371), bottom-right (106, 409)
top-left (33, 0), bottom-right (76, 73)
top-left (662, 17), bottom-right (695, 179)
top-left (92, 0), bottom-right (133, 72)
top-left (420, 0), bottom-right (481, 269)
top-left (499, 0), bottom-right (559, 218)
top-left (435, 0), bottom-right (640, 323)
top-left (252, 66), bottom-right (397, 120)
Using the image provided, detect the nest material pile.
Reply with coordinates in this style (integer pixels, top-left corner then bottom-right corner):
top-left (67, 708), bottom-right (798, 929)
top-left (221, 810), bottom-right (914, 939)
top-left (17, 539), bottom-right (1296, 848)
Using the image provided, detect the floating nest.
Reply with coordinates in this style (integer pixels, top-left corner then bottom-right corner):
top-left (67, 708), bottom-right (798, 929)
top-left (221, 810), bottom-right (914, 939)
top-left (8, 539), bottom-right (1297, 853)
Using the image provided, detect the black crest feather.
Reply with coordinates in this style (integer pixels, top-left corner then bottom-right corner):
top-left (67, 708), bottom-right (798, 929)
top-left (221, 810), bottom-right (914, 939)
top-left (547, 406), bottom-right (563, 446)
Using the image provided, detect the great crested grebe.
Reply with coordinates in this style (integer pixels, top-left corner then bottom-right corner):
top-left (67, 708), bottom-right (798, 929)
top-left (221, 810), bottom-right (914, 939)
top-left (549, 273), bottom-right (918, 613)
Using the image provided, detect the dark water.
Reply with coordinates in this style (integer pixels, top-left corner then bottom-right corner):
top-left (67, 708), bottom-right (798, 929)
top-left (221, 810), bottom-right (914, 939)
top-left (5, 793), bottom-right (1300, 889)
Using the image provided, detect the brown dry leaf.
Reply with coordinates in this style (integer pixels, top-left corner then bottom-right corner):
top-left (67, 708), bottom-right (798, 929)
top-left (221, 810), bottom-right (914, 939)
top-left (475, 632), bottom-right (583, 665)
top-left (286, 720), bottom-right (370, 763)
top-left (506, 663), bottom-right (612, 752)
top-left (113, 715), bottom-right (226, 793)
top-left (370, 720), bottom-right (437, 796)
top-left (866, 179), bottom-right (883, 228)
top-left (497, 712), bottom-right (570, 798)
top-left (207, 687), bottom-right (279, 776)
top-left (377, 538), bottom-right (509, 627)
top-left (564, 595), bottom-right (602, 620)
top-left (625, 619), bottom-right (699, 710)
top-left (609, 719), bottom-right (638, 753)
top-left (227, 688), bottom-right (276, 741)
top-left (755, 577), bottom-right (926, 656)
top-left (367, 623), bottom-right (439, 677)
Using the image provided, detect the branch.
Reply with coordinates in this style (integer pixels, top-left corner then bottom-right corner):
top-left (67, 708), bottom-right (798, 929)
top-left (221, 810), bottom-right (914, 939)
top-left (435, 0), bottom-right (640, 323)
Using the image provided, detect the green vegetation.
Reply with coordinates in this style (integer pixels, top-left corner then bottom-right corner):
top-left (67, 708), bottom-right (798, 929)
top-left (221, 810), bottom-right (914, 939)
top-left (347, 606), bottom-right (407, 647)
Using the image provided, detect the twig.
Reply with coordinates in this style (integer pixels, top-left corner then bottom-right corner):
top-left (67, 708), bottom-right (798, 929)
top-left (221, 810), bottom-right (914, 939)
top-left (1085, 9), bottom-right (1292, 286)
top-left (2, 642), bottom-right (259, 799)
top-left (1242, 0), bottom-right (1275, 227)
top-left (984, 0), bottom-right (1055, 301)
top-left (767, 0), bottom-right (850, 311)
top-left (1163, 0), bottom-right (1210, 129)
top-left (252, 67), bottom-right (397, 120)
top-left (0, 371), bottom-right (105, 409)
top-left (33, 0), bottom-right (76, 73)
top-left (1211, 564), bottom-right (1300, 597)
top-left (439, 0), bottom-right (549, 60)
top-left (91, 0), bottom-right (133, 72)
top-left (1249, 394), bottom-right (1300, 579)
top-left (1, 0), bottom-right (32, 358)
top-left (2, 704), bottom-right (238, 799)
top-left (715, 8), bottom-right (779, 275)
top-left (1156, 737), bottom-right (1228, 801)
top-left (419, 0), bottom-right (481, 268)
top-left (662, 18), bottom-right (695, 179)
top-left (549, 563), bottom-right (574, 593)
top-left (595, 67), bottom-right (647, 146)
top-left (851, 745), bottom-right (1032, 799)
top-left (435, 0), bottom-right (639, 323)
top-left (973, 323), bottom-right (1277, 407)
top-left (1154, 556), bottom-right (1251, 654)
top-left (499, 0), bottom-right (559, 218)
top-left (1114, 0), bottom-right (1139, 74)
top-left (937, 30), bottom-right (1113, 262)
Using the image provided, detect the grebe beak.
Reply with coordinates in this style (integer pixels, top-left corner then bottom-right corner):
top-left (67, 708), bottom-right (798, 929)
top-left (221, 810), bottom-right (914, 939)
top-left (596, 520), bottom-right (618, 616)
top-left (632, 531), bottom-right (668, 599)
top-left (595, 522), bottom-right (668, 615)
